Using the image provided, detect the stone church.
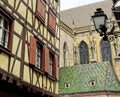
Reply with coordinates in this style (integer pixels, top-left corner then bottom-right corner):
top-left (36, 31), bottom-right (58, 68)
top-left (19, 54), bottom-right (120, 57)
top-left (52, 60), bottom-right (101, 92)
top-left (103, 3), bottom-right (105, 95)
top-left (59, 0), bottom-right (120, 96)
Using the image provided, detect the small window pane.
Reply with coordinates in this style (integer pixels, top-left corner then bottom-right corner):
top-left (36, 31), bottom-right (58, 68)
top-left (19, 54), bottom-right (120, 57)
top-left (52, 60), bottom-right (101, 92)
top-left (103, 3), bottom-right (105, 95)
top-left (0, 15), bottom-right (10, 48)
top-left (36, 44), bottom-right (41, 69)
top-left (49, 54), bottom-right (53, 75)
top-left (0, 29), bottom-right (2, 39)
top-left (0, 16), bottom-right (2, 25)
top-left (3, 18), bottom-right (9, 30)
top-left (0, 15), bottom-right (3, 29)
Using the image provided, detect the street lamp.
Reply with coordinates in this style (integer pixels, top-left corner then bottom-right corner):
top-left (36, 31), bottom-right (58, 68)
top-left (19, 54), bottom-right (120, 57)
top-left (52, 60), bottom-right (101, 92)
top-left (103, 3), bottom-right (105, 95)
top-left (92, 8), bottom-right (108, 41)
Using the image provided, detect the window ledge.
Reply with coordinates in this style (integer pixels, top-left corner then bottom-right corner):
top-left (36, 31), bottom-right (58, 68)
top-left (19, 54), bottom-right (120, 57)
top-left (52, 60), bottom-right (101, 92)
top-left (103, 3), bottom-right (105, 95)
top-left (34, 67), bottom-right (44, 75)
top-left (0, 45), bottom-right (11, 55)
top-left (35, 14), bottom-right (45, 25)
top-left (29, 64), bottom-right (58, 81)
top-left (47, 28), bottom-right (56, 36)
top-left (47, 73), bottom-right (56, 81)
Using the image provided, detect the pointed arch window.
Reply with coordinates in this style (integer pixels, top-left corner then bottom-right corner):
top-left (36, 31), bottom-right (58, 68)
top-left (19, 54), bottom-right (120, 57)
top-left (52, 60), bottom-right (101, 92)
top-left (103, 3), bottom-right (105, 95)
top-left (101, 40), bottom-right (112, 63)
top-left (63, 42), bottom-right (69, 67)
top-left (79, 41), bottom-right (89, 64)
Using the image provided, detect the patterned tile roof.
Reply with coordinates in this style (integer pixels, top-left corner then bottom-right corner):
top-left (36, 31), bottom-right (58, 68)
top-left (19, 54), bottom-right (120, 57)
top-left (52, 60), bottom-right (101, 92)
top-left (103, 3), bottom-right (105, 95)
top-left (60, 0), bottom-right (113, 28)
top-left (59, 62), bottom-right (120, 94)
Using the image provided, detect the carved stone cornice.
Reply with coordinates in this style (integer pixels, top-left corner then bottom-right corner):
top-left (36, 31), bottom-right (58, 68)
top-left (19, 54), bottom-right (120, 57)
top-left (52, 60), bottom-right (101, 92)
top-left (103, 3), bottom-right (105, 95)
top-left (60, 21), bottom-right (73, 34)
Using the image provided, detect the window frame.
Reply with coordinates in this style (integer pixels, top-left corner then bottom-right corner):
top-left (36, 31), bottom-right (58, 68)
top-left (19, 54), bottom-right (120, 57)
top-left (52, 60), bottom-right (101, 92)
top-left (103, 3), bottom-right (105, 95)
top-left (0, 7), bottom-right (14, 54)
top-left (29, 36), bottom-right (45, 73)
top-left (0, 15), bottom-right (10, 48)
top-left (35, 42), bottom-right (42, 69)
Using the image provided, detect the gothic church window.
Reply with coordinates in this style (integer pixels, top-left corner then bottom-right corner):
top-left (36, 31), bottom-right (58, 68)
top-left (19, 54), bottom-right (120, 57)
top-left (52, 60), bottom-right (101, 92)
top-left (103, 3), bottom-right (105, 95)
top-left (100, 40), bottom-right (112, 63)
top-left (79, 41), bottom-right (89, 64)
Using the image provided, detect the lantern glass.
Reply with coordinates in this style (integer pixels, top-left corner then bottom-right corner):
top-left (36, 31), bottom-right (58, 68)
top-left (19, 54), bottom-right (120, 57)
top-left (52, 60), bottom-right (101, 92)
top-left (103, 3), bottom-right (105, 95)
top-left (93, 15), bottom-right (106, 31)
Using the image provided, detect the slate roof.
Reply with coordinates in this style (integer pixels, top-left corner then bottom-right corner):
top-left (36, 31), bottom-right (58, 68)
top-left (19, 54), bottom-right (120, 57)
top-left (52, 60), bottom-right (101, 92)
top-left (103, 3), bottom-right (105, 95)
top-left (60, 0), bottom-right (113, 28)
top-left (59, 62), bottom-right (120, 94)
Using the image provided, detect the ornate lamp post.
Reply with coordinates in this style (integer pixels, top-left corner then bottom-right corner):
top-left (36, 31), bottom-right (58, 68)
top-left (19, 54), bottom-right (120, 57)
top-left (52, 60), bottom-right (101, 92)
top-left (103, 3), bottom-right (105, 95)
top-left (92, 8), bottom-right (108, 41)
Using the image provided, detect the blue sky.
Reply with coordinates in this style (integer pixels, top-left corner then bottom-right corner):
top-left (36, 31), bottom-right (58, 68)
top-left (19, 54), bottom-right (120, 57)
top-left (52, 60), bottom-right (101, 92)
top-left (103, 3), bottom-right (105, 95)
top-left (60, 0), bottom-right (104, 10)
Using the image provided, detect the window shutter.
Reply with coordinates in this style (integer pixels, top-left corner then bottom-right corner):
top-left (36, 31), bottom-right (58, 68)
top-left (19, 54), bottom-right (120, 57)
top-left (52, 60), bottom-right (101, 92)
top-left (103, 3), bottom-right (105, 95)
top-left (29, 36), bottom-right (36, 65)
top-left (48, 10), bottom-right (56, 32)
top-left (53, 55), bottom-right (58, 79)
top-left (36, 0), bottom-right (46, 21)
top-left (42, 45), bottom-right (49, 73)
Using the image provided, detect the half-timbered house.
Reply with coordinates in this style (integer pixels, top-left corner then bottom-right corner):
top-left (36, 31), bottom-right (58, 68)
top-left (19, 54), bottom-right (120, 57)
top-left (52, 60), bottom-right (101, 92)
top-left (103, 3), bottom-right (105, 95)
top-left (0, 0), bottom-right (60, 97)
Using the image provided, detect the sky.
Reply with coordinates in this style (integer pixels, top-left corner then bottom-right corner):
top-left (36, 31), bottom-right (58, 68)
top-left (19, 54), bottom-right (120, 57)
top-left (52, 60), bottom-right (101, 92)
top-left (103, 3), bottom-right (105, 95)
top-left (60, 0), bottom-right (104, 11)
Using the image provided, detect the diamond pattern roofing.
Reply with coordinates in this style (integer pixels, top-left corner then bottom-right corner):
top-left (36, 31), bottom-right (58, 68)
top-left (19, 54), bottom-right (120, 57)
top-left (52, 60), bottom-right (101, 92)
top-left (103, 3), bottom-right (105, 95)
top-left (59, 62), bottom-right (120, 94)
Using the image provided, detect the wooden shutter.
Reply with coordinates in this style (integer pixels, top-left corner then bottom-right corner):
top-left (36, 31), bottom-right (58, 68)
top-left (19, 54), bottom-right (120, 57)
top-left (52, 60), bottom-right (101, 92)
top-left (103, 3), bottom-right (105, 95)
top-left (42, 45), bottom-right (49, 73)
top-left (53, 55), bottom-right (58, 79)
top-left (36, 0), bottom-right (46, 21)
top-left (8, 20), bottom-right (14, 51)
top-left (48, 10), bottom-right (56, 33)
top-left (29, 36), bottom-right (36, 65)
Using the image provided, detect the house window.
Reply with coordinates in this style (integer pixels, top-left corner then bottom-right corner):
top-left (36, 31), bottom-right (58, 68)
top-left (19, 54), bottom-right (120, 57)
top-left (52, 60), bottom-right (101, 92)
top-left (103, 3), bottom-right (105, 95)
top-left (49, 53), bottom-right (53, 76)
top-left (30, 36), bottom-right (44, 70)
top-left (35, 43), bottom-right (42, 69)
top-left (0, 14), bottom-right (10, 48)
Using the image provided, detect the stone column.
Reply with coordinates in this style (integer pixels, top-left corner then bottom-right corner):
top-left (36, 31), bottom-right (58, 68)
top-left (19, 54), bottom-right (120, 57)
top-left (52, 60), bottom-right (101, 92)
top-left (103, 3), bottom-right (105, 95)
top-left (90, 38), bottom-right (97, 63)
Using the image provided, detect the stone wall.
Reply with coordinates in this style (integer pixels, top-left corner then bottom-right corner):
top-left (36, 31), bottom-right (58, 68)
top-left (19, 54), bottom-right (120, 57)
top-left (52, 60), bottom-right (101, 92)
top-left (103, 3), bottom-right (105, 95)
top-left (60, 22), bottom-right (74, 67)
